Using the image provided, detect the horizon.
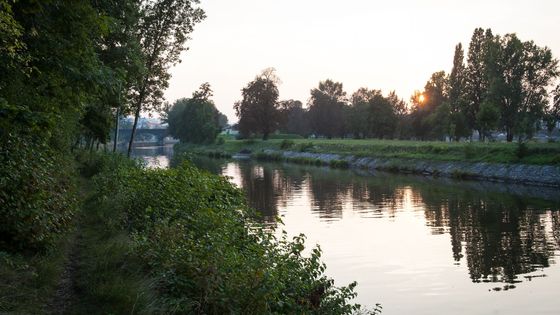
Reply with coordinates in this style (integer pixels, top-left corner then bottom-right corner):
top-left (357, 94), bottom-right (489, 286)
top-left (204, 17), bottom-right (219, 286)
top-left (163, 0), bottom-right (560, 123)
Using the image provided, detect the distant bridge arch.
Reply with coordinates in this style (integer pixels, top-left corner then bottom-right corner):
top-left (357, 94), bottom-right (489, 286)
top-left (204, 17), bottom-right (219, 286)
top-left (116, 128), bottom-right (169, 145)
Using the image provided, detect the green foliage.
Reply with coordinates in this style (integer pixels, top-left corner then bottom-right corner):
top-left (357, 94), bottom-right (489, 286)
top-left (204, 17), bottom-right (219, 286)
top-left (181, 138), bottom-right (560, 165)
top-left (0, 134), bottom-right (77, 252)
top-left (329, 159), bottom-right (350, 169)
top-left (235, 68), bottom-right (281, 140)
top-left (167, 83), bottom-right (224, 144)
top-left (92, 160), bottom-right (362, 313)
top-left (515, 141), bottom-right (529, 159)
top-left (308, 79), bottom-right (348, 138)
top-left (268, 133), bottom-right (305, 139)
top-left (127, 0), bottom-right (205, 155)
top-left (297, 142), bottom-right (315, 152)
top-left (463, 142), bottom-right (476, 159)
top-left (280, 139), bottom-right (295, 149)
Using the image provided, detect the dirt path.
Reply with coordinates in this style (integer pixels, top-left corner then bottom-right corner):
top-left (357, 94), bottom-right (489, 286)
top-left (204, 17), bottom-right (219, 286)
top-left (44, 229), bottom-right (80, 315)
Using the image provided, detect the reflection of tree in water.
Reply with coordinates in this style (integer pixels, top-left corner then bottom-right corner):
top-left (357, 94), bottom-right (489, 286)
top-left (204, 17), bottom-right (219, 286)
top-left (236, 163), bottom-right (279, 222)
top-left (233, 162), bottom-right (308, 223)
top-left (288, 167), bottom-right (560, 287)
top-left (193, 158), bottom-right (560, 288)
top-left (305, 169), bottom-right (409, 220)
top-left (420, 188), bottom-right (559, 287)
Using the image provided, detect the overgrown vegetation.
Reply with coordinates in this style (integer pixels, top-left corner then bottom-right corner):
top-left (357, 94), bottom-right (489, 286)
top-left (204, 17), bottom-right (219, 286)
top-left (87, 155), bottom-right (364, 314)
top-left (0, 134), bottom-right (77, 252)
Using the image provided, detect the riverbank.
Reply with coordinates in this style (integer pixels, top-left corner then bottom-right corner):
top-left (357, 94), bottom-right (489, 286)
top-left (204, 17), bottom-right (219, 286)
top-left (1, 152), bottom-right (369, 314)
top-left (177, 139), bottom-right (560, 187)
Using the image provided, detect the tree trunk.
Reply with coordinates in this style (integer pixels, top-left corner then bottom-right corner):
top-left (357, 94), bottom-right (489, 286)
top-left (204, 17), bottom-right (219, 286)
top-left (127, 105), bottom-right (141, 157)
top-left (262, 132), bottom-right (269, 140)
top-left (506, 127), bottom-right (513, 142)
top-left (113, 106), bottom-right (120, 153)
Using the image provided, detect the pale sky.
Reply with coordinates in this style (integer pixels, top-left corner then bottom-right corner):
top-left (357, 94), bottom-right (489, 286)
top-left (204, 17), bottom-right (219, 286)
top-left (164, 0), bottom-right (560, 123)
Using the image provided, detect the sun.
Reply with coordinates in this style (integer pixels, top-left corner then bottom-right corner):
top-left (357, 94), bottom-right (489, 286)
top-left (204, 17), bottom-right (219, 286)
top-left (418, 94), bottom-right (425, 103)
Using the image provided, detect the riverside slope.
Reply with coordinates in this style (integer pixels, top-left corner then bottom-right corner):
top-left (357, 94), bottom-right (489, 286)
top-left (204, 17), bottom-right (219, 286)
top-left (263, 149), bottom-right (560, 187)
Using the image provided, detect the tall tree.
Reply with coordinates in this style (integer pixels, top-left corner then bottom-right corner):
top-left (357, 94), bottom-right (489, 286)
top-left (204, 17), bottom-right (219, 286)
top-left (127, 0), bottom-right (205, 156)
top-left (349, 88), bottom-right (380, 138)
top-left (465, 28), bottom-right (493, 139)
top-left (308, 79), bottom-right (348, 138)
top-left (234, 68), bottom-right (281, 140)
top-left (447, 43), bottom-right (471, 140)
top-left (368, 93), bottom-right (397, 138)
top-left (486, 34), bottom-right (558, 141)
top-left (410, 72), bottom-right (448, 140)
top-left (278, 99), bottom-right (308, 136)
top-left (544, 84), bottom-right (560, 135)
top-left (387, 90), bottom-right (409, 139)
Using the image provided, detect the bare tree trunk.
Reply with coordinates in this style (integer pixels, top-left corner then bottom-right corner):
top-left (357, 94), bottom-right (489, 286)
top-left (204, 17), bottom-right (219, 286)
top-left (506, 127), bottom-right (514, 142)
top-left (127, 105), bottom-right (141, 157)
top-left (113, 106), bottom-right (120, 153)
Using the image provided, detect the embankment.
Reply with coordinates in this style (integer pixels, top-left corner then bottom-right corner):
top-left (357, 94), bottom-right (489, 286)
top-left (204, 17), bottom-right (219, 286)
top-left (255, 150), bottom-right (560, 187)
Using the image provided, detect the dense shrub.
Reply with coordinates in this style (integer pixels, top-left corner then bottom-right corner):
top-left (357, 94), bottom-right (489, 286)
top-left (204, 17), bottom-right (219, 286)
top-left (280, 139), bottom-right (295, 149)
top-left (515, 141), bottom-right (529, 159)
top-left (93, 161), bottom-right (362, 314)
top-left (0, 134), bottom-right (77, 252)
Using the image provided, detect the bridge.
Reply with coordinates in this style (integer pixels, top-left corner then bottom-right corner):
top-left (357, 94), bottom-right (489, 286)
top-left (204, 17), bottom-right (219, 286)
top-left (114, 128), bottom-right (171, 146)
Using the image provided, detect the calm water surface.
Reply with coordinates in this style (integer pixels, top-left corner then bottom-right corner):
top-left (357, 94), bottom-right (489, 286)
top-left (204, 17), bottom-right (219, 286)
top-left (135, 147), bottom-right (560, 315)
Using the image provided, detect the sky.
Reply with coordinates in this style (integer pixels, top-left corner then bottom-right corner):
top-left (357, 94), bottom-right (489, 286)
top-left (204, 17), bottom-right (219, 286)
top-left (164, 0), bottom-right (560, 123)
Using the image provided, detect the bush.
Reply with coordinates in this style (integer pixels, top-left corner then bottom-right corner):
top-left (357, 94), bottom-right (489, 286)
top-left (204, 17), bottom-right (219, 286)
top-left (297, 142), bottom-right (315, 152)
top-left (463, 142), bottom-right (476, 159)
top-left (93, 161), bottom-right (362, 314)
top-left (515, 141), bottom-right (529, 159)
top-left (0, 134), bottom-right (77, 252)
top-left (280, 139), bottom-right (295, 149)
top-left (330, 159), bottom-right (350, 169)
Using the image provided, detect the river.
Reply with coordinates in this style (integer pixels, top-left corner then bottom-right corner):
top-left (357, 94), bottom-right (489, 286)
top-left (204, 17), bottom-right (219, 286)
top-left (132, 145), bottom-right (560, 315)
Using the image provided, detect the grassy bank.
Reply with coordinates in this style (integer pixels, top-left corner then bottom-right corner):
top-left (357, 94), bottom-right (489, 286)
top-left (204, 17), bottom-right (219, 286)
top-left (179, 138), bottom-right (560, 165)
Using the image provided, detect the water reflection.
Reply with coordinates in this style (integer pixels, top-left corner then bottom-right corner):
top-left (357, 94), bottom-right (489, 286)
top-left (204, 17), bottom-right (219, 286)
top-left (129, 145), bottom-right (174, 168)
top-left (192, 157), bottom-right (560, 292)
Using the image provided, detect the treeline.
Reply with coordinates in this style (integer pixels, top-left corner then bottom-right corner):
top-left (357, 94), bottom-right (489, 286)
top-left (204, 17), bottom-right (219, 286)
top-left (0, 0), bottom-right (204, 249)
top-left (236, 28), bottom-right (560, 142)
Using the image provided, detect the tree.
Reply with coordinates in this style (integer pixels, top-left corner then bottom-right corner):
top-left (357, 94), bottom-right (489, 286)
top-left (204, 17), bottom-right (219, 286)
top-left (348, 88), bottom-right (380, 138)
top-left (486, 34), bottom-right (558, 141)
top-left (476, 101), bottom-right (500, 141)
top-left (386, 91), bottom-right (409, 139)
top-left (410, 72), bottom-right (448, 140)
top-left (447, 43), bottom-right (471, 140)
top-left (308, 79), bottom-right (348, 138)
top-left (465, 28), bottom-right (494, 139)
top-left (278, 99), bottom-right (309, 136)
top-left (368, 93), bottom-right (397, 138)
top-left (545, 84), bottom-right (560, 135)
top-left (234, 68), bottom-right (281, 140)
top-left (127, 0), bottom-right (205, 157)
top-left (167, 83), bottom-right (222, 144)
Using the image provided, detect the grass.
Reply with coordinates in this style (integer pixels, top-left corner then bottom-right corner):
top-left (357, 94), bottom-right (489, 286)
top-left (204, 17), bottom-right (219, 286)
top-left (0, 175), bottom-right (155, 314)
top-left (68, 190), bottom-right (157, 315)
top-left (0, 237), bottom-right (70, 314)
top-left (178, 138), bottom-right (560, 165)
